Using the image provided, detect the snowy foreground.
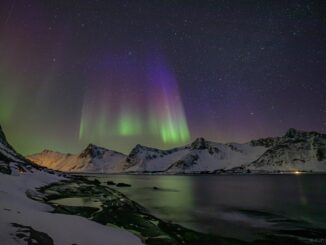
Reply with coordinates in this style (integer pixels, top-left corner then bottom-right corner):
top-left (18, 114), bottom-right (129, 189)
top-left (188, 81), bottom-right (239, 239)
top-left (0, 165), bottom-right (233, 245)
top-left (0, 124), bottom-right (143, 244)
top-left (0, 167), bottom-right (143, 245)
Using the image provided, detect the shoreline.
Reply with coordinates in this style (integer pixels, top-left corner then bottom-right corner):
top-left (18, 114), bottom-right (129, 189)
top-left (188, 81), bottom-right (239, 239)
top-left (71, 171), bottom-right (326, 176)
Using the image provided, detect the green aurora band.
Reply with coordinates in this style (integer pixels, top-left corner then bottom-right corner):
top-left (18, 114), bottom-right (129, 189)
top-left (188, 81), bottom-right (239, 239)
top-left (78, 55), bottom-right (190, 149)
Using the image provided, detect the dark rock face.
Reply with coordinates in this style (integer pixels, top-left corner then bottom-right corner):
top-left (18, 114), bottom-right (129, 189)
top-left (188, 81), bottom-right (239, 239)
top-left (12, 223), bottom-right (54, 245)
top-left (250, 137), bottom-right (278, 148)
top-left (190, 138), bottom-right (220, 155)
top-left (317, 148), bottom-right (325, 161)
top-left (191, 138), bottom-right (209, 150)
top-left (0, 125), bottom-right (7, 143)
top-left (285, 128), bottom-right (300, 138)
top-left (0, 161), bottom-right (11, 174)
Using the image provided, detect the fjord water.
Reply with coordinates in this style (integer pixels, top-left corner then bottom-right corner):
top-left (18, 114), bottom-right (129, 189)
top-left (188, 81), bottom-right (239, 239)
top-left (90, 174), bottom-right (326, 241)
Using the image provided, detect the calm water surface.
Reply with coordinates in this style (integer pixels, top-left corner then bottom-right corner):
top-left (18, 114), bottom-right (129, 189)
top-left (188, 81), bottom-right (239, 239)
top-left (88, 174), bottom-right (326, 241)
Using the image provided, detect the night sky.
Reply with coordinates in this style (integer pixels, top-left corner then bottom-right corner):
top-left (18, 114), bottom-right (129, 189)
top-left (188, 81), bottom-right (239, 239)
top-left (0, 0), bottom-right (325, 155)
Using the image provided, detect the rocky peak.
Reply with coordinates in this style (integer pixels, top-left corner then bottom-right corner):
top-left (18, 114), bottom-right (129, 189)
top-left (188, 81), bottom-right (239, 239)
top-left (126, 144), bottom-right (160, 166)
top-left (78, 144), bottom-right (125, 159)
top-left (41, 149), bottom-right (55, 154)
top-left (133, 144), bottom-right (145, 151)
top-left (128, 144), bottom-right (157, 156)
top-left (284, 128), bottom-right (302, 138)
top-left (284, 128), bottom-right (323, 139)
top-left (191, 137), bottom-right (209, 150)
top-left (79, 144), bottom-right (104, 158)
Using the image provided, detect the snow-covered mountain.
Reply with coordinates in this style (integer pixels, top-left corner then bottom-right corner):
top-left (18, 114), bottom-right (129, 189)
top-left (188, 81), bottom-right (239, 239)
top-left (124, 138), bottom-right (267, 173)
top-left (124, 129), bottom-right (325, 173)
top-left (27, 144), bottom-right (126, 173)
top-left (27, 128), bottom-right (326, 173)
top-left (244, 128), bottom-right (326, 172)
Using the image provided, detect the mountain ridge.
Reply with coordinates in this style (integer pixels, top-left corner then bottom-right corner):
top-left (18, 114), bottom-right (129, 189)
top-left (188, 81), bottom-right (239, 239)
top-left (28, 143), bottom-right (126, 173)
top-left (27, 128), bottom-right (326, 173)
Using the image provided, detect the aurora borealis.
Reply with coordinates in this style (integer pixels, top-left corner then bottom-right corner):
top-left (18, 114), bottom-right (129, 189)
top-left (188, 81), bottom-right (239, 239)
top-left (78, 53), bottom-right (190, 147)
top-left (0, 0), bottom-right (325, 155)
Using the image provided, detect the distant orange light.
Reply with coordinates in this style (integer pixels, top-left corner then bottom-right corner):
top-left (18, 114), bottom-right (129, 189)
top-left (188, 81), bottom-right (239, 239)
top-left (294, 170), bottom-right (301, 175)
